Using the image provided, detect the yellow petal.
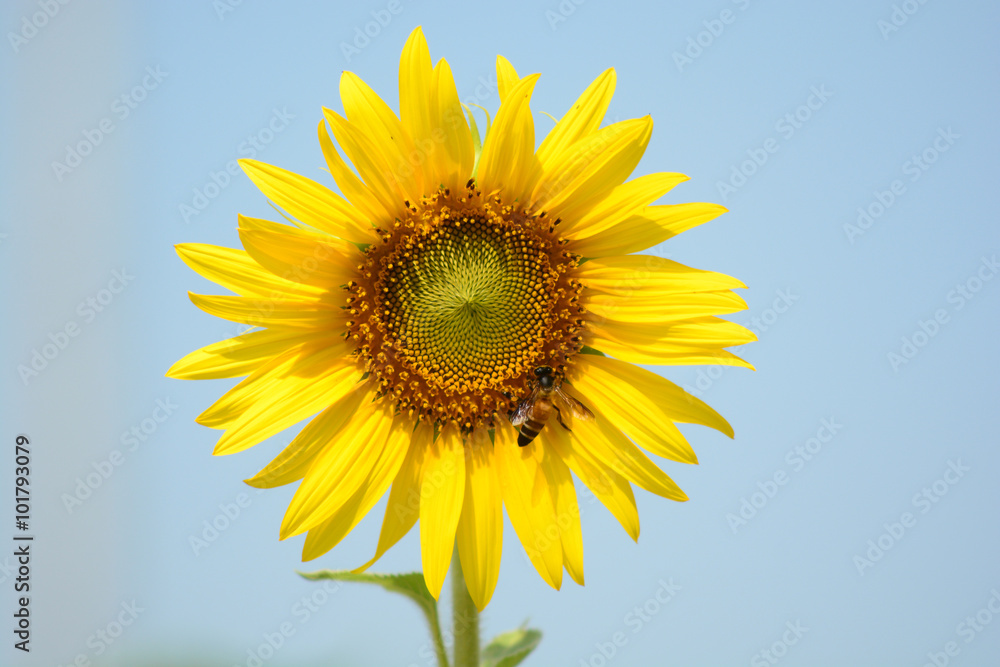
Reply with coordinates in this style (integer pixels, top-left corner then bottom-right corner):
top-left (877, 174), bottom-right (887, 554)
top-left (318, 119), bottom-right (391, 224)
top-left (476, 74), bottom-right (542, 202)
top-left (301, 413), bottom-right (413, 561)
top-left (587, 335), bottom-right (754, 369)
top-left (430, 59), bottom-right (475, 191)
top-left (535, 68), bottom-right (615, 168)
top-left (573, 354), bottom-right (734, 438)
top-left (167, 329), bottom-right (316, 380)
top-left (237, 213), bottom-right (318, 235)
top-left (561, 172), bottom-right (689, 237)
top-left (456, 428), bottom-right (503, 610)
top-left (324, 108), bottom-right (410, 219)
top-left (399, 27), bottom-right (434, 153)
top-left (340, 71), bottom-right (422, 205)
top-left (196, 336), bottom-right (341, 428)
top-left (496, 55), bottom-right (520, 103)
top-left (563, 400), bottom-right (688, 501)
top-left (188, 292), bottom-right (344, 331)
top-left (466, 104), bottom-right (484, 176)
top-left (536, 436), bottom-right (584, 585)
top-left (586, 315), bottom-right (756, 368)
top-left (280, 397), bottom-right (393, 538)
top-left (597, 316), bottom-right (757, 348)
top-left (585, 289), bottom-right (747, 323)
top-left (238, 159), bottom-right (373, 242)
top-left (354, 421), bottom-right (433, 572)
top-left (237, 224), bottom-right (354, 289)
top-left (246, 384), bottom-right (371, 488)
top-left (420, 424), bottom-right (466, 599)
top-left (565, 370), bottom-right (697, 464)
top-left (547, 424), bottom-right (639, 541)
top-left (176, 243), bottom-right (323, 300)
top-left (532, 117), bottom-right (652, 220)
top-left (577, 255), bottom-right (746, 294)
top-left (570, 203), bottom-right (727, 257)
top-left (213, 346), bottom-right (360, 456)
top-left (494, 417), bottom-right (563, 590)
top-left (237, 225), bottom-right (354, 289)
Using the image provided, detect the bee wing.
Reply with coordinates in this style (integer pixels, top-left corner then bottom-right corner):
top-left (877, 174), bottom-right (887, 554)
top-left (509, 387), bottom-right (541, 426)
top-left (553, 388), bottom-right (595, 422)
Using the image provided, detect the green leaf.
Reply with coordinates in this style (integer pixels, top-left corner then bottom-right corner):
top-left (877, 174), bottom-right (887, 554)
top-left (297, 569), bottom-right (437, 619)
top-left (481, 627), bottom-right (542, 667)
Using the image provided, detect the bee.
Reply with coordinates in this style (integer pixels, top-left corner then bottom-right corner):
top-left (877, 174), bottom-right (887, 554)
top-left (509, 366), bottom-right (595, 447)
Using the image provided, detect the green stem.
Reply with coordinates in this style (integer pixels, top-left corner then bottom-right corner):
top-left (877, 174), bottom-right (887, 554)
top-left (451, 547), bottom-right (480, 667)
top-left (428, 598), bottom-right (450, 667)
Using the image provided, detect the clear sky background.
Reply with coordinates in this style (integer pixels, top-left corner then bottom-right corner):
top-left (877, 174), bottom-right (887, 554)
top-left (3, 0), bottom-right (999, 665)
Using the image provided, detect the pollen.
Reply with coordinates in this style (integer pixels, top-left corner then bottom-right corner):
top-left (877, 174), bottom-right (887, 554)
top-left (345, 184), bottom-right (585, 429)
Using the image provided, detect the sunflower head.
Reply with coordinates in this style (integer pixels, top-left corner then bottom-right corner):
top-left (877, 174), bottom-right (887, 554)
top-left (169, 26), bottom-right (753, 611)
top-left (349, 184), bottom-right (586, 431)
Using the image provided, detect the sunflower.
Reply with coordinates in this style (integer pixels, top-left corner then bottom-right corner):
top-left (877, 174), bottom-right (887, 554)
top-left (168, 26), bottom-right (753, 611)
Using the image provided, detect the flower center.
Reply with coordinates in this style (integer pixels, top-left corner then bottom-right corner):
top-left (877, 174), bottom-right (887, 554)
top-left (345, 185), bottom-right (585, 429)
top-left (381, 213), bottom-right (550, 386)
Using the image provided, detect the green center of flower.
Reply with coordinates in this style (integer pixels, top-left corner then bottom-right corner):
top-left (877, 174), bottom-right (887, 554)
top-left (346, 185), bottom-right (586, 429)
top-left (380, 215), bottom-right (551, 389)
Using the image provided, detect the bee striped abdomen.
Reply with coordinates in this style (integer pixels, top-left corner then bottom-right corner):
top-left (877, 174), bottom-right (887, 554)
top-left (516, 398), bottom-right (552, 447)
top-left (517, 418), bottom-right (545, 446)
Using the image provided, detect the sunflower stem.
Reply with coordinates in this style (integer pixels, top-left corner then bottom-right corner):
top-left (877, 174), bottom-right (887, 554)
top-left (451, 547), bottom-right (480, 667)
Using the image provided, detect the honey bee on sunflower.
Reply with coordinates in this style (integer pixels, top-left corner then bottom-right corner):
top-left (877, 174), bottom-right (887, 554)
top-left (169, 26), bottom-right (753, 612)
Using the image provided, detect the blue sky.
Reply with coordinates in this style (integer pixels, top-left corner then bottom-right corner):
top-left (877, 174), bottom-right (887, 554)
top-left (3, 0), bottom-right (1000, 665)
